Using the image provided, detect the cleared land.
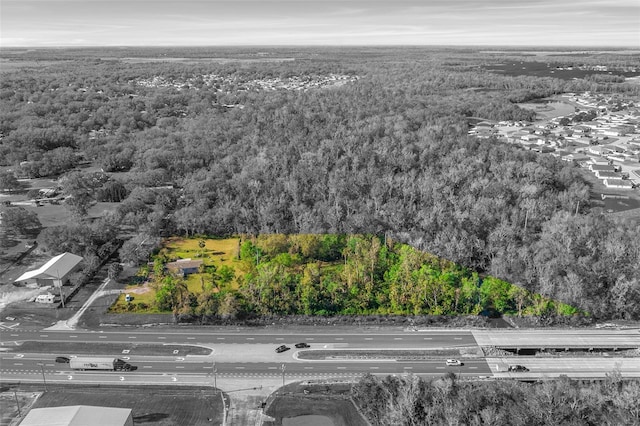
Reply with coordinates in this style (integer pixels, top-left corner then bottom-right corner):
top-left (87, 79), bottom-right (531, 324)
top-left (1, 384), bottom-right (224, 426)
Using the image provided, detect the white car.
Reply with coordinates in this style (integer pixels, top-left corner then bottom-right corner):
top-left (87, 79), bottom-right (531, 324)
top-left (446, 359), bottom-right (462, 366)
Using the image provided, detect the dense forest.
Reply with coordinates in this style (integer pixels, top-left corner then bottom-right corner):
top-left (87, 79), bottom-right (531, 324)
top-left (112, 234), bottom-right (580, 320)
top-left (1, 47), bottom-right (640, 319)
top-left (351, 373), bottom-right (640, 426)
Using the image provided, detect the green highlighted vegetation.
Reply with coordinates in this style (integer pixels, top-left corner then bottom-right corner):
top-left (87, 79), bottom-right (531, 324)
top-left (111, 235), bottom-right (581, 319)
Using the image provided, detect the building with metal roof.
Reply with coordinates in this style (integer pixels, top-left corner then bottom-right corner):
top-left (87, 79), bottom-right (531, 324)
top-left (19, 405), bottom-right (133, 426)
top-left (14, 252), bottom-right (83, 286)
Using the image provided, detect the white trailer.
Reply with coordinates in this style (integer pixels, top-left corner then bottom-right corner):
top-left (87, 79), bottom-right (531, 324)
top-left (69, 357), bottom-right (133, 371)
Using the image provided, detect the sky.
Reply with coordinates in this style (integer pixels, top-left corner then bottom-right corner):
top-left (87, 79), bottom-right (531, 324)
top-left (1, 0), bottom-right (639, 47)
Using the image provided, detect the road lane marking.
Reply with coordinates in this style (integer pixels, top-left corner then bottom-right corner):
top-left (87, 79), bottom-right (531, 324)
top-left (305, 338), bottom-right (314, 340)
top-left (142, 366), bottom-right (152, 369)
top-left (423, 338), bottom-right (432, 340)
top-left (40, 335), bottom-right (48, 337)
top-left (304, 367), bottom-right (314, 369)
top-left (403, 367), bottom-right (413, 370)
top-left (235, 367), bottom-right (245, 369)
top-left (335, 338), bottom-right (344, 341)
top-left (337, 367), bottom-right (346, 370)
top-left (70, 335), bottom-right (77, 338)
top-left (176, 366), bottom-right (184, 369)
top-left (454, 337), bottom-right (462, 340)
top-left (187, 337), bottom-right (195, 340)
top-left (157, 337), bottom-right (166, 340)
top-left (14, 363), bottom-right (23, 366)
top-left (10, 334), bottom-right (19, 337)
top-left (99, 336), bottom-right (107, 339)
top-left (268, 367), bottom-right (277, 370)
top-left (217, 338), bottom-right (225, 340)
top-left (393, 338), bottom-right (403, 340)
top-left (128, 337), bottom-right (136, 339)
top-left (369, 367), bottom-right (379, 369)
top-left (469, 367), bottom-right (477, 369)
top-left (276, 338), bottom-right (283, 340)
top-left (364, 338), bottom-right (373, 340)
top-left (246, 338), bottom-right (255, 340)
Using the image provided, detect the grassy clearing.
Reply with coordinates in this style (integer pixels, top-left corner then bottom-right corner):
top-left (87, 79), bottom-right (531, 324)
top-left (111, 237), bottom-right (241, 313)
top-left (25, 385), bottom-right (222, 426)
top-left (296, 348), bottom-right (479, 360)
top-left (161, 236), bottom-right (240, 267)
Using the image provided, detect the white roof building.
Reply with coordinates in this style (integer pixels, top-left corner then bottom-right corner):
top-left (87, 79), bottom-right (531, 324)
top-left (19, 405), bottom-right (133, 426)
top-left (14, 252), bottom-right (83, 286)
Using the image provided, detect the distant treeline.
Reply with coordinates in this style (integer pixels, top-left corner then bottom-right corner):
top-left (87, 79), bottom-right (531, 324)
top-left (2, 47), bottom-right (639, 319)
top-left (352, 373), bottom-right (640, 426)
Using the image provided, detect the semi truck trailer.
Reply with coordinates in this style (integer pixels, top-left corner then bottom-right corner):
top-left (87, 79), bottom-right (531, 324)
top-left (69, 357), bottom-right (133, 371)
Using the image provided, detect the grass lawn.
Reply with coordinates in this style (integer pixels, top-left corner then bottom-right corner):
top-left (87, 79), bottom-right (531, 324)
top-left (111, 237), bottom-right (241, 313)
top-left (27, 385), bottom-right (223, 426)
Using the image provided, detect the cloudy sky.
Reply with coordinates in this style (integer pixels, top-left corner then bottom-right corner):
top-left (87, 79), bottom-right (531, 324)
top-left (2, 0), bottom-right (639, 47)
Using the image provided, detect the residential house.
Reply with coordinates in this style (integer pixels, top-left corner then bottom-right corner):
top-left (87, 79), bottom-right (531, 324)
top-left (595, 170), bottom-right (623, 180)
top-left (603, 179), bottom-right (634, 189)
top-left (166, 259), bottom-right (203, 277)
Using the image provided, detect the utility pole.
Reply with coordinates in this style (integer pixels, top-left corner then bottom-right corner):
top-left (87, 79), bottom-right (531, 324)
top-left (57, 269), bottom-right (65, 308)
top-left (14, 391), bottom-right (21, 416)
top-left (38, 363), bottom-right (47, 392)
top-left (212, 361), bottom-right (217, 394)
top-left (281, 363), bottom-right (286, 387)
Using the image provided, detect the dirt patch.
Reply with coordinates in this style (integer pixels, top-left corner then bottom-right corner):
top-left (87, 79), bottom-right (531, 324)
top-left (1, 384), bottom-right (223, 426)
top-left (265, 381), bottom-right (367, 426)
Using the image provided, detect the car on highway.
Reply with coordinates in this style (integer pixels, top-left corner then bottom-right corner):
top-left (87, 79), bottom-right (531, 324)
top-left (295, 343), bottom-right (310, 348)
top-left (446, 359), bottom-right (462, 366)
top-left (508, 365), bottom-right (529, 372)
top-left (275, 345), bottom-right (290, 353)
top-left (55, 356), bottom-right (70, 363)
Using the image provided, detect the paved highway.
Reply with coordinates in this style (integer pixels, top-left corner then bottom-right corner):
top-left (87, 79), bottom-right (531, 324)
top-left (1, 329), bottom-right (477, 348)
top-left (2, 327), bottom-right (639, 385)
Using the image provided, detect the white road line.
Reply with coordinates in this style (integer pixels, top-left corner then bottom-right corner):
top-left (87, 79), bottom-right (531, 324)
top-left (276, 338), bottom-right (283, 340)
top-left (268, 367), bottom-right (277, 370)
top-left (99, 336), bottom-right (107, 339)
top-left (187, 337), bottom-right (195, 340)
top-left (217, 338), bottom-right (225, 340)
top-left (40, 335), bottom-right (48, 337)
top-left (305, 338), bottom-right (314, 340)
top-left (235, 367), bottom-right (245, 369)
top-left (394, 338), bottom-right (403, 340)
top-left (128, 337), bottom-right (136, 339)
top-left (70, 335), bottom-right (77, 338)
top-left (403, 367), bottom-right (413, 369)
top-left (14, 363), bottom-right (23, 366)
top-left (304, 367), bottom-right (314, 369)
top-left (364, 338), bottom-right (373, 340)
top-left (469, 367), bottom-right (477, 369)
top-left (369, 367), bottom-right (379, 369)
top-left (176, 366), bottom-right (184, 369)
top-left (423, 338), bottom-right (432, 340)
top-left (10, 334), bottom-right (19, 337)
top-left (335, 338), bottom-right (344, 341)
top-left (157, 337), bottom-right (166, 340)
top-left (337, 367), bottom-right (346, 370)
top-left (246, 337), bottom-right (255, 340)
top-left (142, 366), bottom-right (152, 369)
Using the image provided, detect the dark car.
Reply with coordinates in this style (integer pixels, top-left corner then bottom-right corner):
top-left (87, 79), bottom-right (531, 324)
top-left (295, 343), bottom-right (310, 348)
top-left (55, 356), bottom-right (70, 363)
top-left (508, 365), bottom-right (529, 372)
top-left (275, 345), bottom-right (290, 353)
